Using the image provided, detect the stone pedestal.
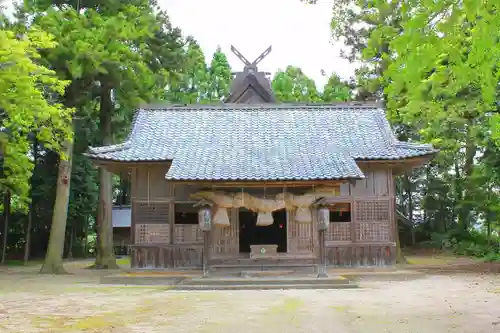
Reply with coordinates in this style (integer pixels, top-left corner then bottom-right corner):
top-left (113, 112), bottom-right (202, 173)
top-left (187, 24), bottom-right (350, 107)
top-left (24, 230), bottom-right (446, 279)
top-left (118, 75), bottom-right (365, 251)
top-left (250, 244), bottom-right (278, 259)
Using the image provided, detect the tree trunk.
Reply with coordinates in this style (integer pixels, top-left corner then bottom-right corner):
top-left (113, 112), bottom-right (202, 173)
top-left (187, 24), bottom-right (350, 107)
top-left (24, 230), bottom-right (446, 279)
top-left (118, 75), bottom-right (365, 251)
top-left (94, 84), bottom-right (118, 269)
top-left (457, 128), bottom-right (476, 234)
top-left (40, 139), bottom-right (73, 274)
top-left (25, 136), bottom-right (37, 264)
top-left (1, 191), bottom-right (10, 264)
top-left (404, 173), bottom-right (415, 246)
top-left (83, 216), bottom-right (89, 258)
top-left (24, 209), bottom-right (32, 265)
top-left (395, 220), bottom-right (407, 264)
top-left (68, 227), bottom-right (74, 260)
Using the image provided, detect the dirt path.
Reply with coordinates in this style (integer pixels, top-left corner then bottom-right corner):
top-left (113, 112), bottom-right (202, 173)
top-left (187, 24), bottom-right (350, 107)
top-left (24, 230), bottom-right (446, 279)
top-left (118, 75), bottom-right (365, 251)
top-left (0, 267), bottom-right (498, 333)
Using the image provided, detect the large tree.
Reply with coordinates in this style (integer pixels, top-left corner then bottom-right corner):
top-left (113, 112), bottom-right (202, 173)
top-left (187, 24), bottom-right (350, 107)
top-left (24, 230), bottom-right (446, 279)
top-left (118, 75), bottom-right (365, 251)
top-left (378, 0), bottom-right (499, 235)
top-left (26, 0), bottom-right (184, 268)
top-left (167, 38), bottom-right (210, 104)
top-left (272, 66), bottom-right (320, 102)
top-left (0, 27), bottom-right (73, 202)
top-left (208, 46), bottom-right (232, 102)
top-left (321, 73), bottom-right (352, 102)
top-left (0, 20), bottom-right (73, 269)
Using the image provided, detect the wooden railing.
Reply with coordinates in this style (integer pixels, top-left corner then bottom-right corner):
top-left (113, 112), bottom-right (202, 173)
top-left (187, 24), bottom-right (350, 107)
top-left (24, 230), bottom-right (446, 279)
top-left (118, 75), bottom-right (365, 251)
top-left (325, 242), bottom-right (396, 267)
top-left (130, 244), bottom-right (203, 269)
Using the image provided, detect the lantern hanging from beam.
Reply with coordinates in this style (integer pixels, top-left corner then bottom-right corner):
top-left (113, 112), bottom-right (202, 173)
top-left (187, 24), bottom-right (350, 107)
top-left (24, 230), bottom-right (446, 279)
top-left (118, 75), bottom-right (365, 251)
top-left (317, 206), bottom-right (330, 231)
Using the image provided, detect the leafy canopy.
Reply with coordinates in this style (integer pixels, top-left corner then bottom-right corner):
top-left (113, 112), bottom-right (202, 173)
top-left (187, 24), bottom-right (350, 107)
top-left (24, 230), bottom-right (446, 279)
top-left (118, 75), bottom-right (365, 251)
top-left (0, 27), bottom-right (73, 201)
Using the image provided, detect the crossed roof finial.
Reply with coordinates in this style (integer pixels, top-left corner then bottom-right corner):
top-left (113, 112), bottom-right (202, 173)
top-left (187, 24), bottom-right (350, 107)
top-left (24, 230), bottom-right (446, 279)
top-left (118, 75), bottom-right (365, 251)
top-left (230, 45), bottom-right (272, 69)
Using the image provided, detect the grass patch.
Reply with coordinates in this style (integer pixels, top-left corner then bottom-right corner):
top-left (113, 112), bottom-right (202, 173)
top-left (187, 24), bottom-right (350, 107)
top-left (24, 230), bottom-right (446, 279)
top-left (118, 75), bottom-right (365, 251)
top-left (405, 255), bottom-right (459, 265)
top-left (32, 313), bottom-right (131, 331)
top-left (330, 305), bottom-right (350, 312)
top-left (1, 259), bottom-right (43, 266)
top-left (116, 256), bottom-right (130, 266)
top-left (270, 297), bottom-right (304, 314)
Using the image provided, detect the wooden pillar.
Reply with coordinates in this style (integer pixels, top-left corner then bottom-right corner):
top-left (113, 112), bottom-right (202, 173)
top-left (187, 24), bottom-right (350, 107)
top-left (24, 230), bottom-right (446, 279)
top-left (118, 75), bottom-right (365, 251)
top-left (202, 231), bottom-right (210, 277)
top-left (197, 204), bottom-right (212, 277)
top-left (317, 206), bottom-right (329, 278)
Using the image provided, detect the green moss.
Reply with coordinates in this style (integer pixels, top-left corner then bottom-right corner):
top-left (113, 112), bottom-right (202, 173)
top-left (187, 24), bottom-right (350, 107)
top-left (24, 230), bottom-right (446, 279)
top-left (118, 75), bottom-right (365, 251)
top-left (116, 257), bottom-right (131, 266)
top-left (330, 305), bottom-right (350, 312)
top-left (72, 316), bottom-right (118, 330)
top-left (405, 256), bottom-right (457, 265)
top-left (270, 297), bottom-right (304, 314)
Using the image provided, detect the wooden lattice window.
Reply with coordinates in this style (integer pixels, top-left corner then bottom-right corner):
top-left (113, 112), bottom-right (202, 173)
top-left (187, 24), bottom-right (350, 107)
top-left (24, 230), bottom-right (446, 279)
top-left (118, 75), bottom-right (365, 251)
top-left (326, 202), bottom-right (351, 241)
top-left (135, 224), bottom-right (170, 244)
top-left (174, 203), bottom-right (198, 225)
top-left (355, 200), bottom-right (390, 222)
top-left (327, 223), bottom-right (351, 241)
top-left (329, 203), bottom-right (351, 223)
top-left (356, 222), bottom-right (390, 241)
top-left (174, 225), bottom-right (203, 243)
top-left (134, 202), bottom-right (170, 224)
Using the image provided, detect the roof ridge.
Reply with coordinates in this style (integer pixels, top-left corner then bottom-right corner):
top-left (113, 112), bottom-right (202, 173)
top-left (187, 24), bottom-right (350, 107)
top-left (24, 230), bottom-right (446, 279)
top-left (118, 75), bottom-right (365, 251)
top-left (138, 102), bottom-right (382, 111)
top-left (395, 141), bottom-right (436, 150)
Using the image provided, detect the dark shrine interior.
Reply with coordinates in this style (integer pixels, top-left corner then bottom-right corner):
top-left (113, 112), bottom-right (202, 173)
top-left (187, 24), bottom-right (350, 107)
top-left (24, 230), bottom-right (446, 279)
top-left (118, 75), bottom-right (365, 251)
top-left (239, 209), bottom-right (287, 253)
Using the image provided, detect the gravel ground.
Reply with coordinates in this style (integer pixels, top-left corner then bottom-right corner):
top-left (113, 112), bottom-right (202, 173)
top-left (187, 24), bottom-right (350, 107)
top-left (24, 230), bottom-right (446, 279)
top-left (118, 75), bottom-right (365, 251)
top-left (0, 268), bottom-right (499, 333)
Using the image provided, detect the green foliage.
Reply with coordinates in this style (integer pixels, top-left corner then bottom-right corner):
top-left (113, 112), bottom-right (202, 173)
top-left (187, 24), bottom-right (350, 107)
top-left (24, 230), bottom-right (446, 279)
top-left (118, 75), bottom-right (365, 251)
top-left (315, 0), bottom-right (500, 254)
top-left (272, 66), bottom-right (320, 102)
top-left (0, 27), bottom-right (73, 203)
top-left (321, 73), bottom-right (352, 102)
top-left (167, 38), bottom-right (210, 104)
top-left (208, 46), bottom-right (232, 102)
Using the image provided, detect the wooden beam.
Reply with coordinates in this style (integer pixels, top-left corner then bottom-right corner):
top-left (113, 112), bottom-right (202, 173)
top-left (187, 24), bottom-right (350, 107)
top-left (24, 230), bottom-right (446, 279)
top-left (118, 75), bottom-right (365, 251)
top-left (91, 160), bottom-right (171, 175)
top-left (251, 45), bottom-right (272, 66)
top-left (230, 45), bottom-right (251, 66)
top-left (167, 179), bottom-right (350, 188)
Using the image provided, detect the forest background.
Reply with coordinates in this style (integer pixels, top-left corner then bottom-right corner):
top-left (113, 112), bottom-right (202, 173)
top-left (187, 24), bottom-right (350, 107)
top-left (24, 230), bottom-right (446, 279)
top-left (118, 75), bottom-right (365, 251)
top-left (0, 0), bottom-right (498, 271)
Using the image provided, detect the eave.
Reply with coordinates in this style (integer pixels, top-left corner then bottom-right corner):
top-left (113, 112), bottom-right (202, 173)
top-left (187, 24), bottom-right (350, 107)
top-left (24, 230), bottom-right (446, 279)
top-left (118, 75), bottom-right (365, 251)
top-left (166, 177), bottom-right (364, 188)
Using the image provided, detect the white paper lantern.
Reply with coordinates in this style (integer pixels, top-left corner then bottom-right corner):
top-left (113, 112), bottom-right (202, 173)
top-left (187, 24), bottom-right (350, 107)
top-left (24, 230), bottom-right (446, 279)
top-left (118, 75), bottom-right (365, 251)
top-left (317, 207), bottom-right (330, 231)
top-left (198, 207), bottom-right (212, 231)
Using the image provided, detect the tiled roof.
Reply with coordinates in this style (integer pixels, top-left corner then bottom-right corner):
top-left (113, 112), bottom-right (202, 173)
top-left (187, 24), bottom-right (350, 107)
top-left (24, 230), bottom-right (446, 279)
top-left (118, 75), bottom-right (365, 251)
top-left (87, 103), bottom-right (437, 181)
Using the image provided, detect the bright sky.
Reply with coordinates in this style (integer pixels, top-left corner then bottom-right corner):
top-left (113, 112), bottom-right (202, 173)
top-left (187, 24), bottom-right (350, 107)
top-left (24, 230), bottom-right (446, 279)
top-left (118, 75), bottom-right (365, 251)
top-left (5, 0), bottom-right (358, 87)
top-left (161, 0), bottom-right (357, 87)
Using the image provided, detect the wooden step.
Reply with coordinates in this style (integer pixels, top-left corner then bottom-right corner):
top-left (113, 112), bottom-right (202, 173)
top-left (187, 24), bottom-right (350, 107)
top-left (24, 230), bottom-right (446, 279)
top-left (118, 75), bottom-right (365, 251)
top-left (171, 283), bottom-right (358, 290)
top-left (210, 257), bottom-right (318, 266)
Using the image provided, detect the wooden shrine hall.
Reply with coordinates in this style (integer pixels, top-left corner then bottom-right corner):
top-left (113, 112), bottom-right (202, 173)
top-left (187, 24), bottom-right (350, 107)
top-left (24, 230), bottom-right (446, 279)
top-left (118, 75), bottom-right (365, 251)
top-left (87, 45), bottom-right (437, 272)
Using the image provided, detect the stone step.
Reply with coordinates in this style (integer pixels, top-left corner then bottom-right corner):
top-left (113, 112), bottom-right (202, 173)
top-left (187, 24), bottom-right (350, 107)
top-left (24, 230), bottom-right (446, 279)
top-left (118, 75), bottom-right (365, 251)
top-left (171, 283), bottom-right (358, 291)
top-left (100, 275), bottom-right (187, 285)
top-left (180, 276), bottom-right (350, 286)
top-left (210, 258), bottom-right (318, 266)
top-left (238, 270), bottom-right (295, 277)
top-left (209, 266), bottom-right (317, 276)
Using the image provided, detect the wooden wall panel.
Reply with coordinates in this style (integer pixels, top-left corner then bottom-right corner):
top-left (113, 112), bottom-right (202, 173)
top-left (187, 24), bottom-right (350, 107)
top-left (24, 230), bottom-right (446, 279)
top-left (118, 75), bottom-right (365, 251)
top-left (173, 184), bottom-right (204, 201)
top-left (339, 183), bottom-right (350, 196)
top-left (133, 201), bottom-right (170, 224)
top-left (354, 199), bottom-right (391, 242)
top-left (349, 169), bottom-right (390, 198)
top-left (351, 178), bottom-right (367, 197)
top-left (174, 225), bottom-right (203, 244)
top-left (134, 166), bottom-right (172, 199)
top-left (288, 210), bottom-right (314, 253)
top-left (211, 208), bottom-right (239, 257)
top-left (325, 243), bottom-right (396, 266)
top-left (374, 170), bottom-right (389, 196)
top-left (131, 245), bottom-right (203, 268)
top-left (326, 222), bottom-right (351, 242)
top-left (135, 224), bottom-right (170, 244)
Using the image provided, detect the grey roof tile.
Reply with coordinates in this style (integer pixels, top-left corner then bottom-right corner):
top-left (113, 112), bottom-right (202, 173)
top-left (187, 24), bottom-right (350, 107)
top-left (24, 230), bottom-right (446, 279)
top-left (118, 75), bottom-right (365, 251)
top-left (88, 103), bottom-right (437, 180)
